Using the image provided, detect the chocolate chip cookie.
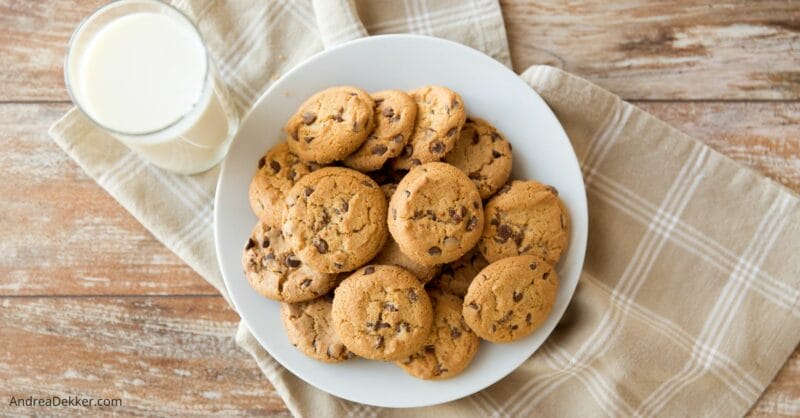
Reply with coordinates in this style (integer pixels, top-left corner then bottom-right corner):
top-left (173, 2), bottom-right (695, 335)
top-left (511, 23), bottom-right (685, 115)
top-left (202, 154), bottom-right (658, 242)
top-left (479, 180), bottom-right (569, 265)
top-left (396, 290), bottom-right (479, 379)
top-left (463, 255), bottom-right (558, 343)
top-left (283, 167), bottom-right (388, 273)
top-left (285, 86), bottom-right (375, 164)
top-left (249, 142), bottom-right (317, 227)
top-left (242, 221), bottom-right (338, 302)
top-left (444, 117), bottom-right (512, 199)
top-left (393, 86), bottom-right (466, 170)
top-left (388, 162), bottom-right (484, 266)
top-left (332, 265), bottom-right (433, 360)
top-left (430, 247), bottom-right (489, 298)
top-left (280, 294), bottom-right (353, 363)
top-left (343, 90), bottom-right (417, 172)
top-left (370, 236), bottom-right (441, 283)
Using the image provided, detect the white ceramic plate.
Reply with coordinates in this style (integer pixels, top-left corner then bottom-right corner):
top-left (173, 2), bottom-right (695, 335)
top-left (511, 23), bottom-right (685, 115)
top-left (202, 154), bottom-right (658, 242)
top-left (215, 34), bottom-right (587, 408)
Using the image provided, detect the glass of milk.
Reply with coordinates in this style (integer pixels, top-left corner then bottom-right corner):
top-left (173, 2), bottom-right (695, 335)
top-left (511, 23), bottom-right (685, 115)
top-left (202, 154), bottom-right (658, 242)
top-left (65, 0), bottom-right (239, 174)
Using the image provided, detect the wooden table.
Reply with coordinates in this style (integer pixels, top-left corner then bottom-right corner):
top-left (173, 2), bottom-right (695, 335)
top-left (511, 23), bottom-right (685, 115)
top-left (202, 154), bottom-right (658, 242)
top-left (1, 1), bottom-right (798, 415)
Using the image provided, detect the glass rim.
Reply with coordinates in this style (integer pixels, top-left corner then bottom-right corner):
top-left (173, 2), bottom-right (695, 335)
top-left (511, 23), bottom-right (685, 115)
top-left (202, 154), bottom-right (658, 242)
top-left (63, 0), bottom-right (211, 138)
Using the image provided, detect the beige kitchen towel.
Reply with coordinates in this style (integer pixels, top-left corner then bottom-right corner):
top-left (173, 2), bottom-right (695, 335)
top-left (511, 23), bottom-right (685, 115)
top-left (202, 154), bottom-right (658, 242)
top-left (49, 0), bottom-right (800, 417)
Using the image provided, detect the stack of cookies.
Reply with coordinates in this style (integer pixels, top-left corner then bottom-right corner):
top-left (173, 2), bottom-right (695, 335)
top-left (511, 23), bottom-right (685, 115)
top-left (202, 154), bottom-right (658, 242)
top-left (243, 85), bottom-right (569, 380)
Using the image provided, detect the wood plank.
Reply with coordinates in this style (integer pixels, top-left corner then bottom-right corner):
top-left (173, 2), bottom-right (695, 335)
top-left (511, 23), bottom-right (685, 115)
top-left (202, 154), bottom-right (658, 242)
top-left (750, 349), bottom-right (800, 417)
top-left (636, 101), bottom-right (800, 193)
top-left (501, 0), bottom-right (800, 100)
top-left (0, 296), bottom-right (290, 416)
top-left (0, 0), bottom-right (105, 101)
top-left (2, 0), bottom-right (800, 101)
top-left (0, 103), bottom-right (216, 296)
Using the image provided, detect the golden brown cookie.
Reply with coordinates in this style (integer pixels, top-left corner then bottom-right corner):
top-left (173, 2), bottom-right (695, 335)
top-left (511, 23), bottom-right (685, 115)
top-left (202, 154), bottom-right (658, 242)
top-left (242, 221), bottom-right (338, 302)
top-left (283, 167), bottom-right (388, 273)
top-left (430, 247), bottom-right (489, 298)
top-left (388, 162), bottom-right (484, 266)
top-left (463, 255), bottom-right (558, 343)
top-left (285, 86), bottom-right (375, 164)
top-left (280, 294), bottom-right (353, 363)
top-left (479, 180), bottom-right (569, 265)
top-left (332, 265), bottom-right (433, 361)
top-left (444, 117), bottom-right (512, 199)
top-left (343, 90), bottom-right (417, 172)
top-left (396, 290), bottom-right (479, 379)
top-left (248, 142), bottom-right (317, 227)
top-left (371, 236), bottom-right (441, 283)
top-left (393, 86), bottom-right (466, 170)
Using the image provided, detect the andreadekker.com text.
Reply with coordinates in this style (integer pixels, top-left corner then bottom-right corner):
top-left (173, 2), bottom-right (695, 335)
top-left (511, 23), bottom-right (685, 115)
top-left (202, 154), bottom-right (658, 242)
top-left (8, 395), bottom-right (121, 408)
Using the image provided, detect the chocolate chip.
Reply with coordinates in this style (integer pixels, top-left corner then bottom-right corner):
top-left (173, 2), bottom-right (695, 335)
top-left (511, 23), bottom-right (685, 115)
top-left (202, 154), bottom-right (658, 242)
top-left (291, 131), bottom-right (298, 141)
top-left (450, 327), bottom-right (462, 339)
top-left (301, 279), bottom-right (312, 288)
top-left (529, 262), bottom-right (538, 270)
top-left (404, 189), bottom-right (411, 198)
top-left (425, 209), bottom-right (437, 220)
top-left (490, 132), bottom-right (501, 142)
top-left (491, 324), bottom-right (497, 333)
top-left (261, 238), bottom-right (270, 248)
top-left (408, 289), bottom-right (419, 302)
top-left (490, 218), bottom-right (499, 226)
top-left (449, 207), bottom-right (462, 221)
top-left (513, 291), bottom-right (523, 302)
top-left (496, 224), bottom-right (513, 243)
top-left (312, 237), bottom-right (328, 254)
top-left (511, 324), bottom-right (519, 330)
top-left (372, 144), bottom-right (388, 155)
top-left (473, 201), bottom-right (480, 209)
top-left (461, 206), bottom-right (467, 218)
top-left (341, 201), bottom-right (349, 212)
top-left (434, 364), bottom-right (448, 376)
top-left (302, 112), bottom-right (316, 125)
top-left (424, 345), bottom-right (435, 354)
top-left (514, 233), bottom-right (523, 246)
top-left (409, 158), bottom-right (421, 167)
top-left (383, 303), bottom-right (398, 312)
top-left (526, 313), bottom-right (532, 324)
top-left (468, 302), bottom-right (479, 310)
top-left (334, 262), bottom-right (343, 270)
top-left (392, 134), bottom-right (404, 143)
top-left (472, 131), bottom-right (480, 144)
top-left (375, 322), bottom-right (391, 330)
top-left (468, 172), bottom-right (482, 180)
top-left (304, 187), bottom-right (314, 196)
top-left (287, 169), bottom-right (297, 180)
top-left (543, 272), bottom-right (550, 280)
top-left (304, 136), bottom-right (315, 143)
top-left (245, 238), bottom-right (256, 250)
top-left (447, 127), bottom-right (457, 137)
top-left (401, 144), bottom-right (413, 158)
top-left (269, 160), bottom-right (281, 173)
top-left (466, 216), bottom-right (479, 232)
top-left (429, 140), bottom-right (444, 154)
top-left (492, 150), bottom-right (503, 158)
top-left (395, 321), bottom-right (411, 333)
top-left (284, 254), bottom-right (301, 268)
top-left (375, 336), bottom-right (384, 349)
top-left (548, 185), bottom-right (559, 196)
top-left (382, 107), bottom-right (394, 118)
top-left (258, 157), bottom-right (266, 169)
top-left (332, 114), bottom-right (344, 122)
top-left (364, 266), bottom-right (375, 275)
top-left (428, 246), bottom-right (442, 256)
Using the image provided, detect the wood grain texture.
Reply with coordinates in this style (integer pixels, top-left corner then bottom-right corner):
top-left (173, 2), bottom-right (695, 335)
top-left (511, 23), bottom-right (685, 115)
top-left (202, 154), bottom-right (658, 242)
top-left (0, 0), bottom-right (105, 101)
top-left (0, 296), bottom-right (289, 416)
top-left (501, 0), bottom-right (800, 100)
top-left (0, 103), bottom-right (216, 296)
top-left (2, 0), bottom-right (799, 101)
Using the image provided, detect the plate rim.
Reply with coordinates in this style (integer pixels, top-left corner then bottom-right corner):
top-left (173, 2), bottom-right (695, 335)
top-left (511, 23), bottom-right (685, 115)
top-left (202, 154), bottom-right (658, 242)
top-left (214, 33), bottom-right (588, 408)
